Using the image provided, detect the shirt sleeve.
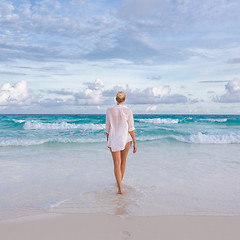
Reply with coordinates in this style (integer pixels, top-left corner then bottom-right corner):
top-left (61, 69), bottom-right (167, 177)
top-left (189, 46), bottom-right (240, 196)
top-left (105, 109), bottom-right (110, 133)
top-left (128, 110), bottom-right (135, 132)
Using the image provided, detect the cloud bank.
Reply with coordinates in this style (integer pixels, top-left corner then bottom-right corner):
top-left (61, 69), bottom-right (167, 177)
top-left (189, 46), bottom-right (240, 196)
top-left (214, 79), bottom-right (240, 103)
top-left (0, 79), bottom-right (194, 108)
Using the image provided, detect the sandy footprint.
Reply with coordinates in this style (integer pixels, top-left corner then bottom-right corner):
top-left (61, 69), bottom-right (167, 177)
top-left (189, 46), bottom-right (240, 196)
top-left (121, 230), bottom-right (132, 240)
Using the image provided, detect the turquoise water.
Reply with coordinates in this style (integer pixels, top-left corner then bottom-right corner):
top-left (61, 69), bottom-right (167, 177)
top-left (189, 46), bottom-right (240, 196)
top-left (1, 114), bottom-right (240, 146)
top-left (0, 114), bottom-right (240, 219)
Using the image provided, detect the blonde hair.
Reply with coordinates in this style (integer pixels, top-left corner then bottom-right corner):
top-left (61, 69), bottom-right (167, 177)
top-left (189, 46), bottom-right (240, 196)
top-left (116, 91), bottom-right (126, 103)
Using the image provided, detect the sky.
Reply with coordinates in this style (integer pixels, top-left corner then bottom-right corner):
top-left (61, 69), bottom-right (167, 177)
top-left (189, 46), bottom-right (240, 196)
top-left (0, 0), bottom-right (240, 114)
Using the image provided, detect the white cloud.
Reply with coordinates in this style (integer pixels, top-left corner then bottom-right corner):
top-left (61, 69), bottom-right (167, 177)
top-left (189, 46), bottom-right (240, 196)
top-left (214, 78), bottom-right (240, 103)
top-left (74, 78), bottom-right (106, 105)
top-left (144, 85), bottom-right (170, 97)
top-left (225, 79), bottom-right (240, 93)
top-left (83, 78), bottom-right (104, 91)
top-left (146, 105), bottom-right (157, 112)
top-left (0, 80), bottom-right (33, 106)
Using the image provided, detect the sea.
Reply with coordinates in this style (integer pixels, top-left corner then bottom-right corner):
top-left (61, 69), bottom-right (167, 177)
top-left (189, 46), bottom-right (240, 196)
top-left (0, 114), bottom-right (240, 220)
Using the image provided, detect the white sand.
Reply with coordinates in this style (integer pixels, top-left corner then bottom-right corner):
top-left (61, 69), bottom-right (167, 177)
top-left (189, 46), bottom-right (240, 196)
top-left (0, 213), bottom-right (239, 240)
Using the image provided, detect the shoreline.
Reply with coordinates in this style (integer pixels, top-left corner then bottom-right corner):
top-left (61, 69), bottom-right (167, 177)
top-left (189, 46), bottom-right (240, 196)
top-left (0, 212), bottom-right (239, 240)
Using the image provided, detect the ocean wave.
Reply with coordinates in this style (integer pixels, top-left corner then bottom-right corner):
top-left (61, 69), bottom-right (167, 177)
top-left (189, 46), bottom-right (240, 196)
top-left (1, 132), bottom-right (240, 146)
top-left (50, 199), bottom-right (70, 209)
top-left (136, 136), bottom-right (166, 141)
top-left (0, 137), bottom-right (105, 147)
top-left (136, 132), bottom-right (240, 144)
top-left (174, 132), bottom-right (240, 144)
top-left (12, 119), bottom-right (26, 123)
top-left (199, 118), bottom-right (228, 123)
top-left (137, 118), bottom-right (179, 124)
top-left (23, 121), bottom-right (105, 130)
top-left (0, 138), bottom-right (47, 146)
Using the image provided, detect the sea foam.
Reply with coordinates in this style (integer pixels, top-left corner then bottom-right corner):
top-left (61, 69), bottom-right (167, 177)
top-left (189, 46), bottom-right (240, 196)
top-left (175, 132), bottom-right (240, 144)
top-left (0, 138), bottom-right (47, 146)
top-left (0, 137), bottom-right (105, 146)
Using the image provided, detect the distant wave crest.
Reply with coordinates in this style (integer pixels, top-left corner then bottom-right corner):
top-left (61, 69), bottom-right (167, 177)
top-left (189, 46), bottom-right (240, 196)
top-left (199, 118), bottom-right (228, 123)
top-left (23, 121), bottom-right (105, 130)
top-left (137, 118), bottom-right (179, 124)
top-left (137, 117), bottom-right (230, 124)
top-left (12, 119), bottom-right (26, 123)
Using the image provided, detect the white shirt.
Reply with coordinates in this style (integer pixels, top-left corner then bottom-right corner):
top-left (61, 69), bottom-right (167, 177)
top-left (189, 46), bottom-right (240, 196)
top-left (106, 104), bottom-right (135, 152)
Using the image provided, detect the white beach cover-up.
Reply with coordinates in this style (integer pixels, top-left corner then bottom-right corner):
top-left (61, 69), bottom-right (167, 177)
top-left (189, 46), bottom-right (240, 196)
top-left (106, 105), bottom-right (135, 152)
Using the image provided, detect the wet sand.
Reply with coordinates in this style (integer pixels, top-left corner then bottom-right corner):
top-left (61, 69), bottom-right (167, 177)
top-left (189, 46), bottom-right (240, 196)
top-left (0, 213), bottom-right (239, 240)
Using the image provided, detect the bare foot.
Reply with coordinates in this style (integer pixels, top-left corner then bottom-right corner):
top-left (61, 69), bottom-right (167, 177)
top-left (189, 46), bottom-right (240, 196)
top-left (118, 189), bottom-right (123, 194)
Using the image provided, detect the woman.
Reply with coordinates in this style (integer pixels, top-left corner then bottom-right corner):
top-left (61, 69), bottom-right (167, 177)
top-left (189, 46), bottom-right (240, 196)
top-left (106, 91), bottom-right (137, 194)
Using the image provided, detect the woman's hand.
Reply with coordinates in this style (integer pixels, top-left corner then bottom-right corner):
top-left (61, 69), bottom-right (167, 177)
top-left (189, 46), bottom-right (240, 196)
top-left (129, 130), bottom-right (137, 153)
top-left (133, 144), bottom-right (137, 153)
top-left (106, 132), bottom-right (109, 141)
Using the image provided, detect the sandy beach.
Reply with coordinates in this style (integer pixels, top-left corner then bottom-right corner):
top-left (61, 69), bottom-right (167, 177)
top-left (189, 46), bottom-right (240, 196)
top-left (0, 213), bottom-right (239, 240)
top-left (1, 115), bottom-right (240, 240)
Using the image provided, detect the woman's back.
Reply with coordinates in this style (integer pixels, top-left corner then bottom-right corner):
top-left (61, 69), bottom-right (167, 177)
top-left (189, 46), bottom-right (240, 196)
top-left (106, 105), bottom-right (134, 152)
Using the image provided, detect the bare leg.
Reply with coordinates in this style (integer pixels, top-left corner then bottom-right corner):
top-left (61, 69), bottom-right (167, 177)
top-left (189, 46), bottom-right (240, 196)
top-left (120, 142), bottom-right (131, 180)
top-left (110, 150), bottom-right (123, 194)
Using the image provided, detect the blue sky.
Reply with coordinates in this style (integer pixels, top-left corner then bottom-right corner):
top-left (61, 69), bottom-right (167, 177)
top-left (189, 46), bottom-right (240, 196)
top-left (0, 0), bottom-right (240, 114)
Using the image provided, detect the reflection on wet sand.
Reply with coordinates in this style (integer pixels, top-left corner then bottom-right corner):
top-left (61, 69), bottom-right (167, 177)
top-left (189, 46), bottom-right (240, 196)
top-left (50, 184), bottom-right (142, 217)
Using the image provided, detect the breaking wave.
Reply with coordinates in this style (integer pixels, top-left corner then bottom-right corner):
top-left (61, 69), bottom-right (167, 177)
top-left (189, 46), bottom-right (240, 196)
top-left (23, 121), bottom-right (105, 130)
top-left (137, 118), bottom-right (179, 124)
top-left (174, 132), bottom-right (240, 144)
top-left (199, 118), bottom-right (228, 123)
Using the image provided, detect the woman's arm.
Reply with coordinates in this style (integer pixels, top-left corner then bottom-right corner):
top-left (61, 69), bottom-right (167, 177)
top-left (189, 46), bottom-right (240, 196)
top-left (128, 110), bottom-right (137, 153)
top-left (106, 109), bottom-right (110, 142)
top-left (129, 130), bottom-right (137, 153)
